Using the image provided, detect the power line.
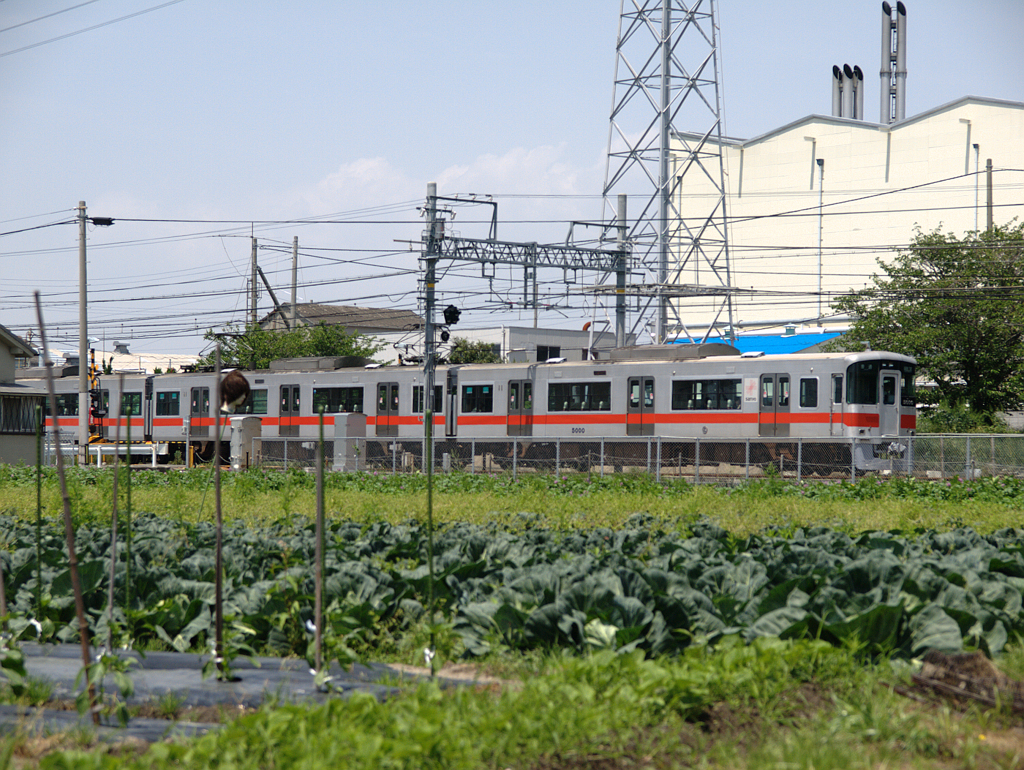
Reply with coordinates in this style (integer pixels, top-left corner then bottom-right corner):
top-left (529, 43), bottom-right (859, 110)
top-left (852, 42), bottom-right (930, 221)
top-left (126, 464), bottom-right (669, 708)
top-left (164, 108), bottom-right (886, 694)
top-left (0, 0), bottom-right (187, 58)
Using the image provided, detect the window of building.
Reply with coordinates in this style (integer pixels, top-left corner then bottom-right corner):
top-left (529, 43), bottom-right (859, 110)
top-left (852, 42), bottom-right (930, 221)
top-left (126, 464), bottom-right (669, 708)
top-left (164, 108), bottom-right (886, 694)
top-left (537, 345), bottom-right (561, 361)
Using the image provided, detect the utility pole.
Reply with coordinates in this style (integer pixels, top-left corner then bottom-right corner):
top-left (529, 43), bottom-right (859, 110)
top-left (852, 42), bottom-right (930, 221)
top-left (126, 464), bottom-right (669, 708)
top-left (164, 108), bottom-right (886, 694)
top-left (616, 195), bottom-right (627, 348)
top-left (250, 237), bottom-right (258, 326)
top-left (78, 202), bottom-right (88, 465)
top-left (291, 236), bottom-right (299, 329)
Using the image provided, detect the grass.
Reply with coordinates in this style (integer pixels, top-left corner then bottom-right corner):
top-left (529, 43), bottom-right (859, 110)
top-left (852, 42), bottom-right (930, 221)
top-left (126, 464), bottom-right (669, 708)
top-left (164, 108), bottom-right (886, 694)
top-left (3, 466), bottom-right (1024, 535)
top-left (16, 640), bottom-right (1024, 769)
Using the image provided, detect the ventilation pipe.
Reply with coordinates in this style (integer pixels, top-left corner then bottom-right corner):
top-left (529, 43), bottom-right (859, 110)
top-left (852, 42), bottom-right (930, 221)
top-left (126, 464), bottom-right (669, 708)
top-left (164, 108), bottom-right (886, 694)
top-left (832, 65), bottom-right (843, 116)
top-left (841, 64), bottom-right (855, 118)
top-left (880, 1), bottom-right (892, 122)
top-left (853, 65), bottom-right (864, 119)
top-left (894, 1), bottom-right (907, 121)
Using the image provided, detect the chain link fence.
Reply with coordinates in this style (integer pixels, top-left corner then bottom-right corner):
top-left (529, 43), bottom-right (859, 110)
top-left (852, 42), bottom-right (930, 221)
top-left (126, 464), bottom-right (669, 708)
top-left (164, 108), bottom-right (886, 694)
top-left (249, 434), bottom-right (1024, 482)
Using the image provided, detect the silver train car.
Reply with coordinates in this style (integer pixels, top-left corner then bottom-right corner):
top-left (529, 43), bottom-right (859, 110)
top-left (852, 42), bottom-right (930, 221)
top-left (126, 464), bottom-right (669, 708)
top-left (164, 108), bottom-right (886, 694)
top-left (24, 343), bottom-right (916, 471)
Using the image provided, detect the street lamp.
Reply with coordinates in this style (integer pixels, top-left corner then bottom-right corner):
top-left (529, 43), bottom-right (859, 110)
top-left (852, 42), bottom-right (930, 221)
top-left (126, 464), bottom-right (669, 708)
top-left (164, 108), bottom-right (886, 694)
top-left (816, 159), bottom-right (825, 321)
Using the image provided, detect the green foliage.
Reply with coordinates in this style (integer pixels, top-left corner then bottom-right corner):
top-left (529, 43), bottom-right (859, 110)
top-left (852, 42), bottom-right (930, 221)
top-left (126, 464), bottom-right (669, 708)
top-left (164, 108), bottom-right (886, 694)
top-left (830, 220), bottom-right (1024, 414)
top-left (917, 402), bottom-right (1012, 433)
top-left (446, 337), bottom-right (501, 364)
top-left (75, 651), bottom-right (136, 727)
top-left (199, 322), bottom-right (384, 370)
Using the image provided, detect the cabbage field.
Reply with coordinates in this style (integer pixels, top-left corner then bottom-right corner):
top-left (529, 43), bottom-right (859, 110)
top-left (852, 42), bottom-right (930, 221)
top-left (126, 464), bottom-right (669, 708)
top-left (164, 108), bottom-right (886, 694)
top-left (2, 507), bottom-right (1023, 663)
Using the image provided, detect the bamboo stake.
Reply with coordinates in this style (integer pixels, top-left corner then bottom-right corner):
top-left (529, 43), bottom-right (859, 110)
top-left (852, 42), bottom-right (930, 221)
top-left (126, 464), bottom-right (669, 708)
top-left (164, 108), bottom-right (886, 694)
top-left (35, 404), bottom-right (42, 617)
top-left (214, 346), bottom-right (224, 680)
top-left (314, 407), bottom-right (324, 674)
top-left (34, 292), bottom-right (98, 724)
top-left (106, 374), bottom-right (124, 652)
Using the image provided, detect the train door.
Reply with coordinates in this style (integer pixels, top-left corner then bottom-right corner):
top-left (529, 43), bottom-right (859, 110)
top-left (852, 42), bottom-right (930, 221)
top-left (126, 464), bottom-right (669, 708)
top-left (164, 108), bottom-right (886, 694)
top-left (279, 384), bottom-right (301, 437)
top-left (507, 379), bottom-right (533, 437)
top-left (758, 374), bottom-right (791, 437)
top-left (879, 371), bottom-right (900, 435)
top-left (445, 369), bottom-right (458, 437)
top-left (376, 382), bottom-right (399, 437)
top-left (190, 386), bottom-right (210, 439)
top-left (627, 376), bottom-right (655, 436)
top-left (830, 373), bottom-right (844, 436)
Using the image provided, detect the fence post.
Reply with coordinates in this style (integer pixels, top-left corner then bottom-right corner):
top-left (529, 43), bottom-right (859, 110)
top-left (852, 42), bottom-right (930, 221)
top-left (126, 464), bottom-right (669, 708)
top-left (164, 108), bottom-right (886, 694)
top-left (745, 439), bottom-right (750, 480)
top-left (470, 439), bottom-right (476, 474)
top-left (600, 438), bottom-right (605, 478)
top-left (695, 438), bottom-right (701, 485)
top-left (284, 438), bottom-right (289, 470)
top-left (965, 436), bottom-right (971, 480)
top-left (555, 437), bottom-right (560, 476)
top-left (797, 438), bottom-right (803, 483)
top-left (513, 438), bottom-right (518, 481)
top-left (656, 437), bottom-right (662, 483)
top-left (850, 439), bottom-right (856, 481)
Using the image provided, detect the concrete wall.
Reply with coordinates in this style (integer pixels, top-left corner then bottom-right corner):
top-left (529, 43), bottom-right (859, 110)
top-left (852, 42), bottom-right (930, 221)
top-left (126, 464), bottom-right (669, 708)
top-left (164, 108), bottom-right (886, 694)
top-left (671, 98), bottom-right (1024, 334)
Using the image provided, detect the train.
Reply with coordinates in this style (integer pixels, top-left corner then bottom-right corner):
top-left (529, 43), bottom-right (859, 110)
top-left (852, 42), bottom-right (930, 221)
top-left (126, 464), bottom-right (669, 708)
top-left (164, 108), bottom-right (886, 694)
top-left (19, 343), bottom-right (917, 473)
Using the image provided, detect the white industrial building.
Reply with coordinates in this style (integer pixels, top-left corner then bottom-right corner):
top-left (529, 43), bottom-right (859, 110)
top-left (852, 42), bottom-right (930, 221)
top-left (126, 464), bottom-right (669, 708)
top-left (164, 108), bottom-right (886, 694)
top-left (670, 95), bottom-right (1024, 337)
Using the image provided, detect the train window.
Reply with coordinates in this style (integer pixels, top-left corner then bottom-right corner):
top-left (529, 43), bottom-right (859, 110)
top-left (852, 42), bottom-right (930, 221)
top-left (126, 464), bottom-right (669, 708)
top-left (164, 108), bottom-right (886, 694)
top-left (412, 385), bottom-right (443, 413)
top-left (882, 376), bottom-right (897, 405)
top-left (847, 362), bottom-right (879, 405)
top-left (761, 378), bottom-right (774, 407)
top-left (44, 393), bottom-right (79, 417)
top-left (155, 391), bottom-right (180, 416)
top-left (779, 377), bottom-right (790, 407)
top-left (671, 379), bottom-right (742, 410)
top-left (461, 384), bottom-right (493, 413)
top-left (899, 363), bottom-right (916, 406)
top-left (239, 389), bottom-right (268, 415)
top-left (833, 376), bottom-right (843, 405)
top-left (312, 387), bottom-right (364, 414)
top-left (119, 392), bottom-right (142, 417)
top-left (799, 378), bottom-right (818, 408)
top-left (548, 382), bottom-right (611, 411)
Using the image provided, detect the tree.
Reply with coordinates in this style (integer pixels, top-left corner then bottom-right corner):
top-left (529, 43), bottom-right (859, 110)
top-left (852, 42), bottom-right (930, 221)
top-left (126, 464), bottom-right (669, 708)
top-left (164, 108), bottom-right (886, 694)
top-left (199, 322), bottom-right (384, 370)
top-left (830, 221), bottom-right (1024, 415)
top-left (447, 337), bottom-right (501, 365)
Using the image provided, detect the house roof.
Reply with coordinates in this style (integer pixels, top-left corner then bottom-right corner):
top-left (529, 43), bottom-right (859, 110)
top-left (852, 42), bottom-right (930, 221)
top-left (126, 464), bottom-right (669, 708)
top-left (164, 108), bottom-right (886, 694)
top-left (262, 303), bottom-right (424, 332)
top-left (0, 323), bottom-right (37, 358)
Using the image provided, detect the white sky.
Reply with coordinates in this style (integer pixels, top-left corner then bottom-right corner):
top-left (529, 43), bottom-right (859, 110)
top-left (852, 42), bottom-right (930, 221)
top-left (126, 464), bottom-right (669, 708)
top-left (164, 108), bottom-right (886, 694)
top-left (2, 0), bottom-right (1021, 356)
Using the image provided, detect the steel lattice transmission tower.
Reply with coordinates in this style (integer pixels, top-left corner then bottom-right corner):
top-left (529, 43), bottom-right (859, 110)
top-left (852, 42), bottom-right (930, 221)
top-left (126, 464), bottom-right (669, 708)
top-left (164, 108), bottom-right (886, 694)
top-left (602, 0), bottom-right (734, 344)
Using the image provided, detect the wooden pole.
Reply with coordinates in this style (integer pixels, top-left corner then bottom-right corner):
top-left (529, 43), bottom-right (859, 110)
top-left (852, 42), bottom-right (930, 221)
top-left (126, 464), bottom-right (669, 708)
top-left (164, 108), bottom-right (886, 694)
top-left (34, 292), bottom-right (98, 724)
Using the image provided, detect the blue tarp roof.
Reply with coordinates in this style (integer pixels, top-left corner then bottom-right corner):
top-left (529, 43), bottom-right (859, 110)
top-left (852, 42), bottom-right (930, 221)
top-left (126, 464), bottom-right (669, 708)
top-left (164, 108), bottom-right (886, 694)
top-left (672, 332), bottom-right (841, 355)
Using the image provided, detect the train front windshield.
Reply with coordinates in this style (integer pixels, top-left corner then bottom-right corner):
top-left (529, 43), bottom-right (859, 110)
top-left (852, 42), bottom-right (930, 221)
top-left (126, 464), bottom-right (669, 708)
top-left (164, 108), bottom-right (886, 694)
top-left (846, 360), bottom-right (915, 406)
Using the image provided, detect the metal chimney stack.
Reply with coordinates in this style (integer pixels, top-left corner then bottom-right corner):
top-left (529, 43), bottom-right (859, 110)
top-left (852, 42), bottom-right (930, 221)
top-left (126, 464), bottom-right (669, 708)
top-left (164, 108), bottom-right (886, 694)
top-left (880, 1), bottom-right (908, 123)
top-left (832, 65), bottom-right (843, 116)
top-left (842, 64), bottom-right (855, 118)
top-left (832, 64), bottom-right (864, 119)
